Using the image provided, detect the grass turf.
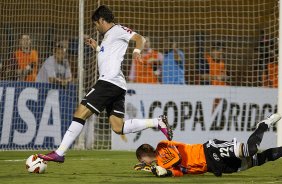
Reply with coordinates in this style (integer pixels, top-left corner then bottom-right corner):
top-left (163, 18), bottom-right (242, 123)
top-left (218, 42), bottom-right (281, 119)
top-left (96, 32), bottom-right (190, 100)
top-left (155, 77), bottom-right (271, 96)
top-left (0, 150), bottom-right (282, 184)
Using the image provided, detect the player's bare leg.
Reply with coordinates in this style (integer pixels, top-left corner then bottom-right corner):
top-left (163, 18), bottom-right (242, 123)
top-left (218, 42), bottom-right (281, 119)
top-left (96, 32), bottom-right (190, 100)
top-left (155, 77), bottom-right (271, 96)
top-left (109, 115), bottom-right (124, 134)
top-left (38, 104), bottom-right (93, 163)
top-left (240, 113), bottom-right (281, 158)
top-left (110, 115), bottom-right (173, 140)
top-left (39, 108), bottom-right (173, 163)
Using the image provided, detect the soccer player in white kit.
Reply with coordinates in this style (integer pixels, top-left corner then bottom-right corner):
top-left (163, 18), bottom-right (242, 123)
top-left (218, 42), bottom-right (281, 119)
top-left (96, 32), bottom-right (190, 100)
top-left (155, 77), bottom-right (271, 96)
top-left (38, 5), bottom-right (173, 163)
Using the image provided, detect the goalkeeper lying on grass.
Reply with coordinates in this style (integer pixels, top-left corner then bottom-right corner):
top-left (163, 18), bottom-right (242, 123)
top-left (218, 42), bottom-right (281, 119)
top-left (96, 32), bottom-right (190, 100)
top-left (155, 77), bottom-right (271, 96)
top-left (134, 113), bottom-right (282, 177)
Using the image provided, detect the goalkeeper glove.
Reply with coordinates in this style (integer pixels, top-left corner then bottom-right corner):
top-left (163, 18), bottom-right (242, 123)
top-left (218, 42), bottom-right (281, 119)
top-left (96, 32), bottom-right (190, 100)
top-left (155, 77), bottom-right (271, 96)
top-left (151, 166), bottom-right (172, 177)
top-left (134, 162), bottom-right (152, 172)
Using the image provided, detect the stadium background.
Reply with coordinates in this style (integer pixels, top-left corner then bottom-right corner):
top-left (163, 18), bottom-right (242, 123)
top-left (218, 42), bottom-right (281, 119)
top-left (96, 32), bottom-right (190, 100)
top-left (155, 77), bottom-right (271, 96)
top-left (0, 0), bottom-right (278, 86)
top-left (0, 0), bottom-right (279, 150)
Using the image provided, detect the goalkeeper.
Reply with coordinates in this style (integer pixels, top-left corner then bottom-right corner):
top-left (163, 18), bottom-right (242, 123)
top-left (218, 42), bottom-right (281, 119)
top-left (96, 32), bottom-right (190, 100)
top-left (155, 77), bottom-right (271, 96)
top-left (135, 114), bottom-right (282, 177)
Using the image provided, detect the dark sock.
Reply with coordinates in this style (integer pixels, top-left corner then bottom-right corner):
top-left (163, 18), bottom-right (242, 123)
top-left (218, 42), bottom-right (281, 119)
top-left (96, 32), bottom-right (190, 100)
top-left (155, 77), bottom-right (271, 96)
top-left (73, 117), bottom-right (86, 125)
top-left (243, 123), bottom-right (268, 157)
top-left (254, 147), bottom-right (282, 166)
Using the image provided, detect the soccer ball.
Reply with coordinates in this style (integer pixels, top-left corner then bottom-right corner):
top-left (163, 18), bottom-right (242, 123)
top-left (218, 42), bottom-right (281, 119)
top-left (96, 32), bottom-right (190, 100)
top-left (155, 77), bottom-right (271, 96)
top-left (25, 154), bottom-right (47, 173)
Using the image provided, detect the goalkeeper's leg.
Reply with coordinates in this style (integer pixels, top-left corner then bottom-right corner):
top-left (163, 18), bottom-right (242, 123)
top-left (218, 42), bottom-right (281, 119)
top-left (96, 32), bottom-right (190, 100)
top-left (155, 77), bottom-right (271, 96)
top-left (255, 147), bottom-right (282, 166)
top-left (239, 147), bottom-right (282, 171)
top-left (241, 114), bottom-right (281, 157)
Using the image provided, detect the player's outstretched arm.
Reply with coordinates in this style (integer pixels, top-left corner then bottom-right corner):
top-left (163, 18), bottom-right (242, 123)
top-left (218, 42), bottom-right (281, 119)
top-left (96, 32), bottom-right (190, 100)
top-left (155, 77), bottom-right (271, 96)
top-left (130, 34), bottom-right (146, 62)
top-left (151, 165), bottom-right (184, 177)
top-left (151, 165), bottom-right (173, 177)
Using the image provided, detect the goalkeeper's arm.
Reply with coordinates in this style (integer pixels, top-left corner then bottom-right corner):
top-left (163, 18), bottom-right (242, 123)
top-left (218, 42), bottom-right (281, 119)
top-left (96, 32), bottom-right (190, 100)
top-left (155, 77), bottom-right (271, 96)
top-left (151, 166), bottom-right (183, 177)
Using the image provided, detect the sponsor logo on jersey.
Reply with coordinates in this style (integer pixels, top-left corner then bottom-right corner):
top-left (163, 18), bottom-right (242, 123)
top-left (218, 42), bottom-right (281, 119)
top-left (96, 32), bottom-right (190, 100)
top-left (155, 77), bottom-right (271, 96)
top-left (213, 153), bottom-right (220, 161)
top-left (100, 46), bottom-right (104, 52)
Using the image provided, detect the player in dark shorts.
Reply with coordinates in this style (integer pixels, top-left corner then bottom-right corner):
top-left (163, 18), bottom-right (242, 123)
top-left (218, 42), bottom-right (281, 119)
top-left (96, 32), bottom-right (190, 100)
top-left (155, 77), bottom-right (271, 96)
top-left (38, 5), bottom-right (172, 163)
top-left (134, 114), bottom-right (282, 177)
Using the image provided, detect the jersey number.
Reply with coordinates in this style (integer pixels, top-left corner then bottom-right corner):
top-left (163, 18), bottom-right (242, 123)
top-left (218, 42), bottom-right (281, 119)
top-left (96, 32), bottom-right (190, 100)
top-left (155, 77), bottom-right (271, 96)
top-left (219, 147), bottom-right (230, 158)
top-left (121, 26), bottom-right (132, 34)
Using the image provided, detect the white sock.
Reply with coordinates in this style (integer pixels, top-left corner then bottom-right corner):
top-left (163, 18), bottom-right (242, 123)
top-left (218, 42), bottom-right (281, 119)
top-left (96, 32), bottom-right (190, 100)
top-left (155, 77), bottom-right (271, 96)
top-left (55, 121), bottom-right (84, 156)
top-left (122, 118), bottom-right (159, 134)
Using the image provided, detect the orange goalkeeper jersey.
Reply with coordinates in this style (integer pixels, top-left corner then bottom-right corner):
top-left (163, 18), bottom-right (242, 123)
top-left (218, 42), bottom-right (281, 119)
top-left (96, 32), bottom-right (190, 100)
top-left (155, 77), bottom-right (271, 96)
top-left (156, 140), bottom-right (207, 177)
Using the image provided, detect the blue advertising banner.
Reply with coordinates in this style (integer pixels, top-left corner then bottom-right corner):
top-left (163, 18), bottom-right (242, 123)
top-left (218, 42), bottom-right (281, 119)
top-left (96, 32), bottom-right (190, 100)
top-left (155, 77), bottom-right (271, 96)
top-left (0, 81), bottom-right (78, 149)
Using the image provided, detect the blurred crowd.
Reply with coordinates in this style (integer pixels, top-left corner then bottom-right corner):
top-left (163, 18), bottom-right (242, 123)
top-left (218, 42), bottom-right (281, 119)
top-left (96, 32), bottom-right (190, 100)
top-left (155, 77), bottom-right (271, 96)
top-left (0, 33), bottom-right (278, 88)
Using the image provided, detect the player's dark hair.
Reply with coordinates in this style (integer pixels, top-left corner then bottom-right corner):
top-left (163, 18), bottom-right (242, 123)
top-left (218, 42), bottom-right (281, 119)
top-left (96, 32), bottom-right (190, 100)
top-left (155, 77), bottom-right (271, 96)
top-left (92, 5), bottom-right (114, 23)
top-left (136, 144), bottom-right (155, 160)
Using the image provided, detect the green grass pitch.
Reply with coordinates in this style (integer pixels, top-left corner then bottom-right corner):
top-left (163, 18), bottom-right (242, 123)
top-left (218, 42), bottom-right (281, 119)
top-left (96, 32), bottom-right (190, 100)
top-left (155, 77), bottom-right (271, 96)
top-left (0, 150), bottom-right (282, 184)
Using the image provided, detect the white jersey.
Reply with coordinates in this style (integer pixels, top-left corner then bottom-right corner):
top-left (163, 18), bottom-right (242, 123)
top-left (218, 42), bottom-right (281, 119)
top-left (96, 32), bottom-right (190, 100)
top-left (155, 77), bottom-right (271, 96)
top-left (97, 24), bottom-right (136, 90)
